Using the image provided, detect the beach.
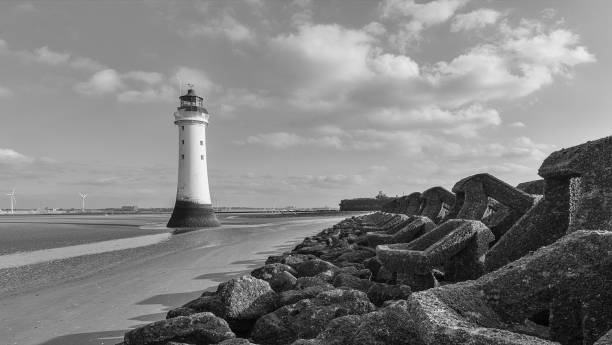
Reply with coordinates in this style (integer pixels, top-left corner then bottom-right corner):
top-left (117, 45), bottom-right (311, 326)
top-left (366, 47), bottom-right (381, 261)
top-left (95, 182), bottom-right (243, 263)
top-left (0, 213), bottom-right (349, 345)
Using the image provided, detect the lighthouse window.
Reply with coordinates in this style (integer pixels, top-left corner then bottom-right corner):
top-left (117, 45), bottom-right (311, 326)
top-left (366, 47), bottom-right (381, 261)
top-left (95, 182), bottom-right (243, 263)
top-left (181, 126), bottom-right (184, 131)
top-left (181, 154), bottom-right (185, 159)
top-left (201, 155), bottom-right (204, 160)
top-left (181, 140), bottom-right (184, 145)
top-left (200, 140), bottom-right (203, 146)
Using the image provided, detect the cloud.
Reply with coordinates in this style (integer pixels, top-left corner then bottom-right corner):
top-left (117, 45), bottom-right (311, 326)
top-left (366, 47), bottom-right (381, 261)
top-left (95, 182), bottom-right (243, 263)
top-left (0, 149), bottom-right (34, 164)
top-left (183, 12), bottom-right (254, 42)
top-left (16, 45), bottom-right (105, 72)
top-left (0, 85), bottom-right (13, 98)
top-left (509, 121), bottom-right (526, 128)
top-left (371, 104), bottom-right (501, 138)
top-left (451, 8), bottom-right (502, 32)
top-left (381, 0), bottom-right (470, 50)
top-left (74, 69), bottom-right (124, 96)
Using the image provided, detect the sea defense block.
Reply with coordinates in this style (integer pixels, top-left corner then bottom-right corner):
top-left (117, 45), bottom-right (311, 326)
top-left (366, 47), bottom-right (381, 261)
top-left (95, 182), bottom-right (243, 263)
top-left (407, 230), bottom-right (612, 345)
top-left (376, 220), bottom-right (494, 291)
top-left (419, 187), bottom-right (455, 223)
top-left (517, 179), bottom-right (545, 195)
top-left (447, 173), bottom-right (535, 241)
top-left (365, 216), bottom-right (435, 247)
top-left (487, 135), bottom-right (612, 271)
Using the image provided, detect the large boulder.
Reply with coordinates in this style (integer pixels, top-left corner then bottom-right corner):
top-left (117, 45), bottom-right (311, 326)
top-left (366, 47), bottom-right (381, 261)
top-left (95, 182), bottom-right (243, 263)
top-left (124, 312), bottom-right (235, 345)
top-left (332, 273), bottom-right (374, 292)
top-left (291, 258), bottom-right (339, 277)
top-left (291, 300), bottom-right (423, 345)
top-left (269, 271), bottom-right (298, 292)
top-left (216, 275), bottom-right (276, 320)
top-left (251, 289), bottom-right (376, 345)
top-left (251, 263), bottom-right (297, 282)
top-left (366, 283), bottom-right (411, 307)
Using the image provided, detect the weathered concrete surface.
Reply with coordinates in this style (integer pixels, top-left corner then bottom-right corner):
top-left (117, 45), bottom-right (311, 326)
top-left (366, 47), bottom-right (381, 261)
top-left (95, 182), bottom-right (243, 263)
top-left (377, 220), bottom-right (494, 290)
top-left (448, 174), bottom-right (535, 240)
top-left (420, 187), bottom-right (455, 223)
top-left (486, 136), bottom-right (612, 271)
top-left (404, 192), bottom-right (423, 216)
top-left (409, 230), bottom-right (612, 345)
top-left (539, 136), bottom-right (612, 233)
top-left (517, 179), bottom-right (545, 195)
top-left (366, 216), bottom-right (435, 247)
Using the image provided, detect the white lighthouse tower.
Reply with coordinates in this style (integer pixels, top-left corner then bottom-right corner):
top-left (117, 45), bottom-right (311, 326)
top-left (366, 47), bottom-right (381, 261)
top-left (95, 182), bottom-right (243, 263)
top-left (167, 87), bottom-right (220, 228)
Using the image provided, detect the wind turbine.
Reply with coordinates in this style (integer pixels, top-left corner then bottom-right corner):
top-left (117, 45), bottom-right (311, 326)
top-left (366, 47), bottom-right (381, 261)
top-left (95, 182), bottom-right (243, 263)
top-left (79, 193), bottom-right (88, 213)
top-left (6, 189), bottom-right (15, 215)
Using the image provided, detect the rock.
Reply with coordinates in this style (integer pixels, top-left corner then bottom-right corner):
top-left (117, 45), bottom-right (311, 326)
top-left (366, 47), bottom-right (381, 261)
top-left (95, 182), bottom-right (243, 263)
top-left (124, 312), bottom-right (235, 345)
top-left (292, 300), bottom-right (422, 345)
top-left (214, 339), bottom-right (258, 345)
top-left (334, 248), bottom-right (376, 264)
top-left (182, 295), bottom-right (224, 315)
top-left (595, 329), bottom-right (612, 345)
top-left (295, 276), bottom-right (333, 289)
top-left (362, 257), bottom-right (382, 278)
top-left (407, 230), bottom-right (612, 345)
top-left (251, 263), bottom-right (297, 282)
top-left (366, 283), bottom-right (411, 307)
top-left (269, 271), bottom-right (298, 292)
top-left (291, 259), bottom-right (339, 277)
top-left (278, 285), bottom-right (334, 307)
top-left (166, 307), bottom-right (197, 319)
top-left (251, 289), bottom-right (376, 345)
top-left (216, 275), bottom-right (277, 320)
top-left (332, 273), bottom-right (374, 292)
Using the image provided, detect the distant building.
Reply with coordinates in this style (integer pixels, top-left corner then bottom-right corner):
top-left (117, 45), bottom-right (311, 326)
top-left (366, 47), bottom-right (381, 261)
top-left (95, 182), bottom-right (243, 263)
top-left (339, 191), bottom-right (391, 211)
top-left (120, 205), bottom-right (138, 212)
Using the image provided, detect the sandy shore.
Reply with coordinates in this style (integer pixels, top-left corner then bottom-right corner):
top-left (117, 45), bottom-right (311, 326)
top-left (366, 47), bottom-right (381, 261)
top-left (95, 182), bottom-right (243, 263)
top-left (0, 215), bottom-right (345, 345)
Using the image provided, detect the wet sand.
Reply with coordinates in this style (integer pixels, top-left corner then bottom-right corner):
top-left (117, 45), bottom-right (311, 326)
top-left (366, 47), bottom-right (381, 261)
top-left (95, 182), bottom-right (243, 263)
top-left (0, 214), bottom-right (346, 345)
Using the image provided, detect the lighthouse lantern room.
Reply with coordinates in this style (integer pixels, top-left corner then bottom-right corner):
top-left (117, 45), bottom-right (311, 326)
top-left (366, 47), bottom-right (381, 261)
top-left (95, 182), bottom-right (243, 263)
top-left (167, 87), bottom-right (220, 228)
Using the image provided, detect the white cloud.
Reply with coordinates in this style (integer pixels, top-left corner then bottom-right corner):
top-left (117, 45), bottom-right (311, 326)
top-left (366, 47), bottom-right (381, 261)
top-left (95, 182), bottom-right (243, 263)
top-left (371, 104), bottom-right (501, 137)
top-left (32, 46), bottom-right (70, 65)
top-left (74, 69), bottom-right (124, 96)
top-left (0, 85), bottom-right (13, 98)
top-left (509, 121), bottom-right (526, 128)
top-left (451, 8), bottom-right (502, 32)
top-left (381, 0), bottom-right (470, 50)
top-left (122, 71), bottom-right (164, 85)
top-left (184, 13), bottom-right (254, 42)
top-left (0, 149), bottom-right (34, 164)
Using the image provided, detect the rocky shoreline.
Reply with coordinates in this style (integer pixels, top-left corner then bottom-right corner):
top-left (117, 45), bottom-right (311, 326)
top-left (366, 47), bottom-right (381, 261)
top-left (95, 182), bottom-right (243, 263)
top-left (115, 135), bottom-right (612, 345)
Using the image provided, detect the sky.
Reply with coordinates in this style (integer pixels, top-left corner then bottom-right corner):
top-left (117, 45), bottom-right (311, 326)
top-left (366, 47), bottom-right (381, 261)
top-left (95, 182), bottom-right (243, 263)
top-left (0, 0), bottom-right (609, 209)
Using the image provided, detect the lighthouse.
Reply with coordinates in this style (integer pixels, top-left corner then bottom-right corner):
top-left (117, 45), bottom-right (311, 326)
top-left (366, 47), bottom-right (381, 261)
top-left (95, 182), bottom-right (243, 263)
top-left (167, 88), bottom-right (220, 228)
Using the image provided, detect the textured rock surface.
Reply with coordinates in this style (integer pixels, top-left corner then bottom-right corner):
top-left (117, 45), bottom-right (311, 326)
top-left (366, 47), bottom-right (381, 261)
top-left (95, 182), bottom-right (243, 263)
top-left (595, 329), bottom-right (612, 345)
top-left (251, 263), bottom-right (297, 282)
top-left (216, 275), bottom-right (277, 320)
top-left (366, 216), bottom-right (435, 247)
top-left (408, 230), bottom-right (612, 345)
top-left (291, 300), bottom-right (423, 345)
top-left (377, 220), bottom-right (494, 290)
top-left (124, 312), bottom-right (235, 345)
top-left (251, 289), bottom-right (376, 345)
top-left (517, 179), bottom-right (545, 195)
top-left (291, 258), bottom-right (339, 277)
top-left (366, 282), bottom-right (411, 306)
top-left (420, 187), bottom-right (455, 223)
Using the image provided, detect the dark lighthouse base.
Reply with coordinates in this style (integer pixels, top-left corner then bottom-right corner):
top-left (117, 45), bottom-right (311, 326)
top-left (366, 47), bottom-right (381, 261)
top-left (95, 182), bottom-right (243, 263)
top-left (167, 200), bottom-right (220, 228)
